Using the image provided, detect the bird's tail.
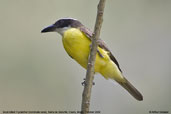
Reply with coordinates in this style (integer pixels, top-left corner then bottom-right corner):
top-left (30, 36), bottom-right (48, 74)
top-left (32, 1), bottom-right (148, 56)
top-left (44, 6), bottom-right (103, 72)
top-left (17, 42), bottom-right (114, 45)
top-left (116, 77), bottom-right (143, 101)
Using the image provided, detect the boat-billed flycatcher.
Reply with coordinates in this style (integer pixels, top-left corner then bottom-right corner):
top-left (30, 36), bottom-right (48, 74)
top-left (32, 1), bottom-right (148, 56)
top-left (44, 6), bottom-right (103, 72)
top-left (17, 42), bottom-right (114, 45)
top-left (41, 18), bottom-right (143, 101)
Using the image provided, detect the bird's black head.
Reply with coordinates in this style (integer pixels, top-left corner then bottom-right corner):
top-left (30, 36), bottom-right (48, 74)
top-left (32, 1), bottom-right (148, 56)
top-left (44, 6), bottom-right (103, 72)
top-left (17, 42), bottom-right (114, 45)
top-left (54, 18), bottom-right (83, 28)
top-left (41, 18), bottom-right (83, 35)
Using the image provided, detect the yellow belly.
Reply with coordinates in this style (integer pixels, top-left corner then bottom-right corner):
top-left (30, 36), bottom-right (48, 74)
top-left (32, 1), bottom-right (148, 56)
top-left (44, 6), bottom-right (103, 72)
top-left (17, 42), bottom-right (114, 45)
top-left (62, 28), bottom-right (123, 81)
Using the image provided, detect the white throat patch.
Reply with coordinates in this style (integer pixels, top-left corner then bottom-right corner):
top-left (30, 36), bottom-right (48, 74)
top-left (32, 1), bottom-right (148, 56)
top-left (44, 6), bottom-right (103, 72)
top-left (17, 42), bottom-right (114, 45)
top-left (55, 27), bottom-right (71, 36)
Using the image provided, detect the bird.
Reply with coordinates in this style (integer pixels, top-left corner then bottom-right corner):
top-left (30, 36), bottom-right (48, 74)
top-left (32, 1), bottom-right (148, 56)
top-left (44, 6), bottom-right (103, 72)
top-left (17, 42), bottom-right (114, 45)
top-left (41, 18), bottom-right (143, 101)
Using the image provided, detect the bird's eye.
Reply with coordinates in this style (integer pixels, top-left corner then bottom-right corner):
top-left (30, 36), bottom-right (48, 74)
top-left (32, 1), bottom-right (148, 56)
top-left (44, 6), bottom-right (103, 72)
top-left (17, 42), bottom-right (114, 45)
top-left (60, 20), bottom-right (64, 24)
top-left (60, 20), bottom-right (66, 27)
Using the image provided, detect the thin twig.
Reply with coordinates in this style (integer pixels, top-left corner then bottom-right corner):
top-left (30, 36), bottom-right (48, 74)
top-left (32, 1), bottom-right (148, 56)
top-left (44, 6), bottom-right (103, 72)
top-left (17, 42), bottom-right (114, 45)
top-left (81, 0), bottom-right (106, 114)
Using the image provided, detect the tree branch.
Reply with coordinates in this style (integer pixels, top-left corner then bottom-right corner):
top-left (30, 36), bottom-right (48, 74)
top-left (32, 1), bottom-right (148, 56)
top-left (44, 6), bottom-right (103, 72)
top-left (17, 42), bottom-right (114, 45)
top-left (81, 0), bottom-right (106, 114)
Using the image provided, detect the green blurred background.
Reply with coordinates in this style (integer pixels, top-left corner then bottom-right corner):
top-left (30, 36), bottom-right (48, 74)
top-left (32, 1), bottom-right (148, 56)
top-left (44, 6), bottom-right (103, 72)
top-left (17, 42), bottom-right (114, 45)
top-left (0, 0), bottom-right (170, 114)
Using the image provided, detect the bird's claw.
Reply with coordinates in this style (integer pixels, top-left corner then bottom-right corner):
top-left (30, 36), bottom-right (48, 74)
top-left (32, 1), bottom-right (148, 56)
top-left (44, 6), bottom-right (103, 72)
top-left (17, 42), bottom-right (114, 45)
top-left (81, 78), bottom-right (86, 86)
top-left (81, 78), bottom-right (95, 86)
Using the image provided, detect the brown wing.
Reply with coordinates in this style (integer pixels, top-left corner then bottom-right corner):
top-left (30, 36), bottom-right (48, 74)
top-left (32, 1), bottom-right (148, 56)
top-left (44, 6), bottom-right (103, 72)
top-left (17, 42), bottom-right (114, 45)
top-left (79, 27), bottom-right (122, 73)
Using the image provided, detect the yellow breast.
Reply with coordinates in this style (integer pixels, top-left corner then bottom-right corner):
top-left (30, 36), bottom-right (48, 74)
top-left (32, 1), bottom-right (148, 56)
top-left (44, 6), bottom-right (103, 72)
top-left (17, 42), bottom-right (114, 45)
top-left (62, 28), bottom-right (91, 69)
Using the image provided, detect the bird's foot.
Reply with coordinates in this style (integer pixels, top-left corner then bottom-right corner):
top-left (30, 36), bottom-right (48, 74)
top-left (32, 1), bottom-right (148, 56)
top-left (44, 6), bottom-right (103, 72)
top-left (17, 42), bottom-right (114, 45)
top-left (81, 78), bottom-right (95, 86)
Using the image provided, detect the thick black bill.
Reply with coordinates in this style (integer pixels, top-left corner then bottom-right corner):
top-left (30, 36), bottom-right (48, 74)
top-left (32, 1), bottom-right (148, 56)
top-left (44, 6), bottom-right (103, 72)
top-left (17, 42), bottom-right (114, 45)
top-left (41, 24), bottom-right (56, 33)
